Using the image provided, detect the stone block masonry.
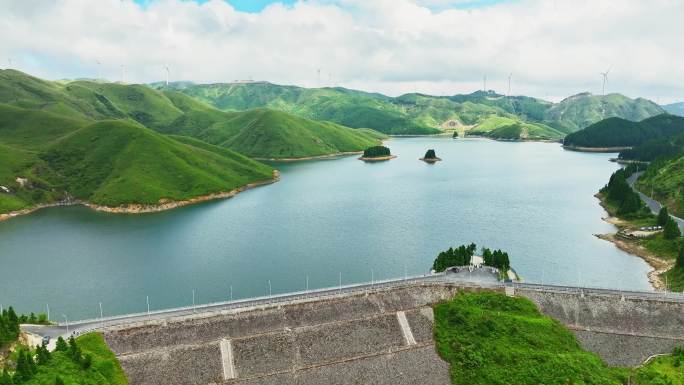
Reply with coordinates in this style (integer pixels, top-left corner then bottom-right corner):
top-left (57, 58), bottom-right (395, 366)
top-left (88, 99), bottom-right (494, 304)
top-left (518, 287), bottom-right (684, 366)
top-left (105, 284), bottom-right (458, 385)
top-left (104, 282), bottom-right (684, 384)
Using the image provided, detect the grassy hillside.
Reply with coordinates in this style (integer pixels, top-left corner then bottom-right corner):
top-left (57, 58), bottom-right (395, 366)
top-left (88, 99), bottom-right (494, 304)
top-left (38, 120), bottom-right (274, 207)
top-left (564, 114), bottom-right (684, 149)
top-left (434, 292), bottom-right (627, 385)
top-left (469, 116), bottom-right (564, 140)
top-left (0, 103), bottom-right (88, 149)
top-left (545, 93), bottom-right (665, 134)
top-left (636, 154), bottom-right (684, 217)
top-left (0, 70), bottom-right (387, 160)
top-left (159, 82), bottom-right (663, 136)
top-left (170, 108), bottom-right (385, 159)
top-left (158, 82), bottom-right (441, 135)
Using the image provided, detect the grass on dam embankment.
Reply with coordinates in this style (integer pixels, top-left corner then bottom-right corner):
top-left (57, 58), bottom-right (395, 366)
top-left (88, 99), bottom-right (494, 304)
top-left (433, 292), bottom-right (684, 385)
top-left (634, 347), bottom-right (684, 384)
top-left (434, 292), bottom-right (628, 385)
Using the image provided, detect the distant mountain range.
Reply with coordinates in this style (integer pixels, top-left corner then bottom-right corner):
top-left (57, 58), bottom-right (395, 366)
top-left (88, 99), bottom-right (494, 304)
top-left (153, 81), bottom-right (665, 137)
top-left (663, 102), bottom-right (684, 117)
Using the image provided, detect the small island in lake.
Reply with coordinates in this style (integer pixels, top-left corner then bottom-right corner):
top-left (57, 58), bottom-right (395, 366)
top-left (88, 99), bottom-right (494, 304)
top-left (420, 149), bottom-right (442, 163)
top-left (359, 145), bottom-right (397, 161)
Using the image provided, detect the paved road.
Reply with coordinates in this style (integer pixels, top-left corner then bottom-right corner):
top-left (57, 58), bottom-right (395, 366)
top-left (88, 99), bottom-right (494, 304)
top-left (627, 172), bottom-right (684, 233)
top-left (20, 268), bottom-right (684, 342)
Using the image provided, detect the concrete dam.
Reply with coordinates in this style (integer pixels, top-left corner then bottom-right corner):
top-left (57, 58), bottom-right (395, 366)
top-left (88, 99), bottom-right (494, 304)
top-left (101, 281), bottom-right (684, 385)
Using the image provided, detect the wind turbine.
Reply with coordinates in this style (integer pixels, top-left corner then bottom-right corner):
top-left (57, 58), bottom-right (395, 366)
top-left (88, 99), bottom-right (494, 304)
top-left (317, 68), bottom-right (321, 87)
top-left (7, 58), bottom-right (12, 69)
top-left (96, 60), bottom-right (101, 81)
top-left (507, 73), bottom-right (512, 97)
top-left (600, 68), bottom-right (610, 96)
top-left (165, 65), bottom-right (170, 86)
top-left (483, 75), bottom-right (487, 93)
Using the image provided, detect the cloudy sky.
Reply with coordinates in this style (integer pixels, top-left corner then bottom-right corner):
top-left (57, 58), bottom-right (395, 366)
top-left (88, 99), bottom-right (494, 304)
top-left (1, 0), bottom-right (682, 103)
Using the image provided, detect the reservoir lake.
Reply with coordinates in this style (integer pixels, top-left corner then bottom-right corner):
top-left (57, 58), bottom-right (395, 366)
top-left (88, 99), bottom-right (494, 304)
top-left (0, 137), bottom-right (651, 320)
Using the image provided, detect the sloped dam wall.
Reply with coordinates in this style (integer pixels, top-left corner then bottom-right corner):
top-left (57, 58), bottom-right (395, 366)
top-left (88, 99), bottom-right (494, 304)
top-left (103, 283), bottom-right (684, 385)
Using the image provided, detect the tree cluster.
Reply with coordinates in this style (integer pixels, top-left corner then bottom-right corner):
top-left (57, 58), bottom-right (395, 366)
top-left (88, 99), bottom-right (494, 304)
top-left (432, 244), bottom-right (477, 272)
top-left (423, 149), bottom-right (437, 159)
top-left (0, 308), bottom-right (20, 350)
top-left (432, 243), bottom-right (512, 273)
top-left (658, 207), bottom-right (681, 240)
top-left (677, 246), bottom-right (684, 269)
top-left (600, 167), bottom-right (647, 216)
top-left (362, 146), bottom-right (391, 158)
top-left (481, 248), bottom-right (511, 271)
top-left (0, 336), bottom-right (93, 385)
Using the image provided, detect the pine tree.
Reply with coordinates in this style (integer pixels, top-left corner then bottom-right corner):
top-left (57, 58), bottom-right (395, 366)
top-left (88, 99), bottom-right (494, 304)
top-left (677, 245), bottom-right (684, 269)
top-left (618, 192), bottom-right (642, 215)
top-left (81, 353), bottom-right (93, 369)
top-left (14, 349), bottom-right (30, 383)
top-left (658, 207), bottom-right (670, 226)
top-left (26, 350), bottom-right (37, 375)
top-left (55, 336), bottom-right (68, 352)
top-left (664, 218), bottom-right (681, 240)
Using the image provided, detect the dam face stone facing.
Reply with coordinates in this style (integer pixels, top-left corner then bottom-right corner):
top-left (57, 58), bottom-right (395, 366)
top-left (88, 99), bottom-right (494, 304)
top-left (104, 283), bottom-right (684, 384)
top-left (104, 285), bottom-right (456, 385)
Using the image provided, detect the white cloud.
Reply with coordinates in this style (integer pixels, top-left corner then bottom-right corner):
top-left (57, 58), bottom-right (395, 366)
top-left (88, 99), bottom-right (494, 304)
top-left (0, 0), bottom-right (682, 103)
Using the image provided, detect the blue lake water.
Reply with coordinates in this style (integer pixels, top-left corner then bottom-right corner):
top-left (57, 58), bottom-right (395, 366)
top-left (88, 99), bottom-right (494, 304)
top-left (0, 137), bottom-right (651, 320)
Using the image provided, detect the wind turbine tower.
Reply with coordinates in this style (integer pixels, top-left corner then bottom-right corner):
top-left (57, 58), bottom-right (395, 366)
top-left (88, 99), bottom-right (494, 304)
top-left (96, 60), bottom-right (101, 81)
top-left (7, 58), bottom-right (12, 69)
top-left (317, 68), bottom-right (321, 87)
top-left (483, 75), bottom-right (487, 93)
top-left (165, 65), bottom-right (170, 86)
top-left (507, 73), bottom-right (512, 97)
top-left (600, 68), bottom-right (610, 96)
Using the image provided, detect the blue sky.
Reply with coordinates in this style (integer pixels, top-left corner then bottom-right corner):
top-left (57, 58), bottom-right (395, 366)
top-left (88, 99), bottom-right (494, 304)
top-left (133, 0), bottom-right (510, 12)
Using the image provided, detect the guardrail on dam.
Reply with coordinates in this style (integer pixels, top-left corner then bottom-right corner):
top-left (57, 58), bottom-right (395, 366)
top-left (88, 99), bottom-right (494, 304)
top-left (92, 277), bottom-right (684, 384)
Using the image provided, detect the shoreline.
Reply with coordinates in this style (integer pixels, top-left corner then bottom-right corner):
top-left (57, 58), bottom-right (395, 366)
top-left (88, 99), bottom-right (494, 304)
top-left (0, 170), bottom-right (280, 221)
top-left (358, 155), bottom-right (397, 161)
top-left (254, 151), bottom-right (363, 162)
top-left (563, 145), bottom-right (631, 153)
top-left (594, 194), bottom-right (670, 290)
top-left (419, 157), bottom-right (442, 163)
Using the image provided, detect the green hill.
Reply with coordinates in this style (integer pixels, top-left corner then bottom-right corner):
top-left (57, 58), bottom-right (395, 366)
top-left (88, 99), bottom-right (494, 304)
top-left (545, 93), bottom-right (665, 134)
top-left (468, 116), bottom-right (564, 140)
top-left (563, 114), bottom-right (684, 149)
top-left (637, 154), bottom-right (684, 217)
top-left (176, 108), bottom-right (386, 159)
top-left (0, 120), bottom-right (274, 213)
top-left (0, 103), bottom-right (88, 149)
top-left (0, 70), bottom-right (385, 160)
top-left (158, 82), bottom-right (664, 136)
top-left (156, 82), bottom-right (441, 135)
